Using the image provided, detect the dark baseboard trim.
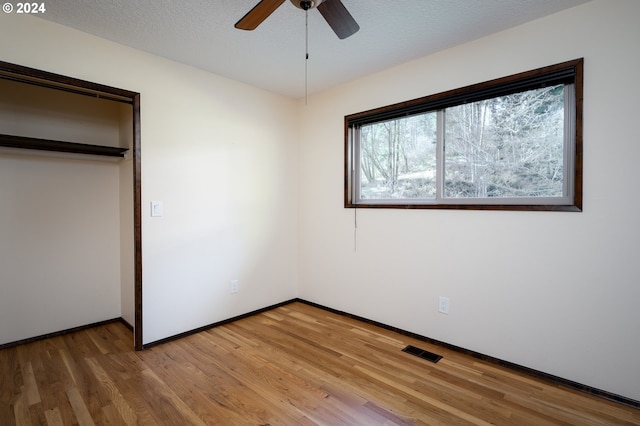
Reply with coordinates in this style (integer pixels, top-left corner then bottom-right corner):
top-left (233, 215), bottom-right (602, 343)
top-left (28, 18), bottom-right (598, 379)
top-left (0, 317), bottom-right (125, 350)
top-left (119, 317), bottom-right (134, 332)
top-left (5, 301), bottom-right (636, 410)
top-left (141, 299), bottom-right (298, 350)
top-left (294, 298), bottom-right (640, 410)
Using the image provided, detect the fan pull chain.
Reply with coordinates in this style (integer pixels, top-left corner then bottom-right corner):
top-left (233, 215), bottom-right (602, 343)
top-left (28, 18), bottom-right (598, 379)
top-left (305, 8), bottom-right (309, 105)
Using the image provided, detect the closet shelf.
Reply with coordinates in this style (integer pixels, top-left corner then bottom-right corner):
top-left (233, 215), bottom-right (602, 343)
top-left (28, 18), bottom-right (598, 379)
top-left (0, 133), bottom-right (128, 157)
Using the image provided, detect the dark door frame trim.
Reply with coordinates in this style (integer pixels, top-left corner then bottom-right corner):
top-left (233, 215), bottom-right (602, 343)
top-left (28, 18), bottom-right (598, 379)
top-left (0, 60), bottom-right (143, 350)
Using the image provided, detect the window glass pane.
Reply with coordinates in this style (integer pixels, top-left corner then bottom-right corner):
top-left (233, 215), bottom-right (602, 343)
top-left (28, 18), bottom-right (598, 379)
top-left (443, 85), bottom-right (565, 198)
top-left (359, 112), bottom-right (437, 200)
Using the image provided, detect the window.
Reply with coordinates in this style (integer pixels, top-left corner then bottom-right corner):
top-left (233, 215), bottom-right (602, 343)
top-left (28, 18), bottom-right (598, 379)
top-left (345, 59), bottom-right (583, 211)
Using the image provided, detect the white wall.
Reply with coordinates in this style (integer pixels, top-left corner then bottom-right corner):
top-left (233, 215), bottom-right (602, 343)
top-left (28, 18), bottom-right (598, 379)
top-left (0, 153), bottom-right (122, 343)
top-left (298, 0), bottom-right (640, 401)
top-left (1, 13), bottom-right (299, 345)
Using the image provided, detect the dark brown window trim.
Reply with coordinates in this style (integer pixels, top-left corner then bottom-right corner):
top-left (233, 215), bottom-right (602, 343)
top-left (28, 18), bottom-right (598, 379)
top-left (344, 58), bottom-right (583, 212)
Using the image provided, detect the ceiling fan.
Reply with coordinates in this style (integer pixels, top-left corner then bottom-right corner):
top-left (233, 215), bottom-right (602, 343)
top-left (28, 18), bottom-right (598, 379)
top-left (235, 0), bottom-right (360, 40)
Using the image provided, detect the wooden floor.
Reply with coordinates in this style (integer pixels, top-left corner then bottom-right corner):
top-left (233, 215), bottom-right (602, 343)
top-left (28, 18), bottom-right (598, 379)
top-left (1, 302), bottom-right (638, 425)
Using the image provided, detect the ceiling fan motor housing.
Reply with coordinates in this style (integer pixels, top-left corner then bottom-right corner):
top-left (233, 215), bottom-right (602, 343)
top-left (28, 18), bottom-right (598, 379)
top-left (290, 0), bottom-right (325, 10)
top-left (236, 0), bottom-right (359, 40)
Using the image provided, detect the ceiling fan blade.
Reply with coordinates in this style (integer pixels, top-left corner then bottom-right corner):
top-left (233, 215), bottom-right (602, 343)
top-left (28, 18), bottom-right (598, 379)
top-left (317, 0), bottom-right (360, 39)
top-left (235, 0), bottom-right (286, 30)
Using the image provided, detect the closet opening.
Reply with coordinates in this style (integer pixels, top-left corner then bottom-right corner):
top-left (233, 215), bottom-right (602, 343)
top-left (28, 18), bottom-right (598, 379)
top-left (0, 61), bottom-right (143, 350)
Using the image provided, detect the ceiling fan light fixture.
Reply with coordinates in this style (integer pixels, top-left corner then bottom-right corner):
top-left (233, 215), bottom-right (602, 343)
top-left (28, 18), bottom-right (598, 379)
top-left (290, 0), bottom-right (325, 10)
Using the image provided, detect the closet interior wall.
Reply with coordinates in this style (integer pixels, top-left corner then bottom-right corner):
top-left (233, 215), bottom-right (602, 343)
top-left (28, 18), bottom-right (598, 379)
top-left (0, 75), bottom-right (135, 347)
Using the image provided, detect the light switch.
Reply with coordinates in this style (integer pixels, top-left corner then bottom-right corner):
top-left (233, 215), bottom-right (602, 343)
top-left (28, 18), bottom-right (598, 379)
top-left (151, 201), bottom-right (163, 217)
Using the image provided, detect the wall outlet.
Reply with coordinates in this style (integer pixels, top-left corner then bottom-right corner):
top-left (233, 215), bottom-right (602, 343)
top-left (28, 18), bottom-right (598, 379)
top-left (230, 280), bottom-right (239, 294)
top-left (438, 296), bottom-right (450, 314)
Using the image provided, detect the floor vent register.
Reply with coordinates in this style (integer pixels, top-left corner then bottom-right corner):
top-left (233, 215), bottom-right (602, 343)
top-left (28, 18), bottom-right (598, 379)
top-left (402, 345), bottom-right (443, 363)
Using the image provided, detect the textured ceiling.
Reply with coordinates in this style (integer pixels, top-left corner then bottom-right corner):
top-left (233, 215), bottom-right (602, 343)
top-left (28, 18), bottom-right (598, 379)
top-left (37, 0), bottom-right (590, 99)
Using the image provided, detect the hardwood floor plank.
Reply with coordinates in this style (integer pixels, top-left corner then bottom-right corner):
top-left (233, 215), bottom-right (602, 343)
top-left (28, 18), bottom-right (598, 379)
top-left (141, 368), bottom-right (208, 425)
top-left (103, 366), bottom-right (165, 425)
top-left (42, 382), bottom-right (77, 426)
top-left (192, 336), bottom-right (324, 424)
top-left (218, 320), bottom-right (394, 424)
top-left (100, 403), bottom-right (127, 425)
top-left (57, 346), bottom-right (80, 387)
top-left (137, 346), bottom-right (250, 425)
top-left (2, 302), bottom-right (639, 425)
top-left (43, 407), bottom-right (64, 426)
top-left (19, 362), bottom-right (40, 406)
top-left (354, 363), bottom-right (495, 426)
top-left (84, 357), bottom-right (138, 425)
top-left (0, 346), bottom-right (22, 424)
top-left (66, 386), bottom-right (95, 426)
top-left (12, 394), bottom-right (31, 425)
top-left (174, 337), bottom-right (297, 424)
